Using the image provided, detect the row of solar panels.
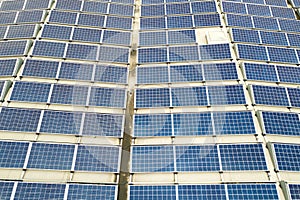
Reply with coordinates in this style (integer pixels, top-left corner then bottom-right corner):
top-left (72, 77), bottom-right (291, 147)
top-left (0, 140), bottom-right (120, 172)
top-left (134, 111), bottom-right (300, 137)
top-left (222, 1), bottom-right (295, 19)
top-left (0, 0), bottom-right (53, 12)
top-left (0, 107), bottom-right (124, 137)
top-left (142, 0), bottom-right (287, 6)
top-left (0, 181), bottom-right (117, 200)
top-left (131, 143), bottom-right (300, 172)
top-left (231, 28), bottom-right (300, 48)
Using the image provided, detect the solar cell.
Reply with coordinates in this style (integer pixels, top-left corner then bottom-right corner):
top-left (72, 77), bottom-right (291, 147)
top-left (0, 1), bottom-right (24, 11)
top-left (75, 145), bottom-right (120, 172)
top-left (102, 30), bottom-right (131, 46)
top-left (41, 25), bottom-right (72, 40)
top-left (0, 141), bottom-right (28, 168)
top-left (231, 28), bottom-right (260, 44)
top-left (199, 44), bottom-right (231, 60)
top-left (271, 7), bottom-right (295, 19)
top-left (222, 2), bottom-right (247, 14)
top-left (77, 13), bottom-right (105, 27)
top-left (191, 1), bottom-right (217, 14)
top-left (10, 82), bottom-right (51, 103)
top-left (203, 63), bottom-right (238, 81)
top-left (138, 47), bottom-right (168, 63)
top-left (6, 24), bottom-right (36, 39)
top-left (265, 0), bottom-right (287, 7)
top-left (50, 84), bottom-right (89, 105)
top-left (168, 30), bottom-right (196, 44)
top-left (139, 31), bottom-right (167, 46)
top-left (140, 17), bottom-right (166, 30)
top-left (0, 40), bottom-right (28, 56)
top-left (0, 107), bottom-right (41, 132)
top-left (25, 0), bottom-right (51, 10)
top-left (260, 31), bottom-right (288, 46)
top-left (226, 14), bottom-right (253, 28)
top-left (55, 0), bottom-right (82, 11)
top-left (59, 62), bottom-right (94, 81)
top-left (273, 143), bottom-right (300, 171)
top-left (278, 19), bottom-right (300, 33)
top-left (135, 88), bottom-right (170, 108)
top-left (253, 16), bottom-right (279, 30)
top-left (169, 46), bottom-right (199, 61)
top-left (261, 111), bottom-right (300, 136)
top-left (40, 110), bottom-right (82, 135)
top-left (246, 4), bottom-right (271, 17)
top-left (173, 112), bottom-right (213, 136)
top-left (15, 183), bottom-right (65, 200)
top-left (0, 26), bottom-right (6, 38)
top-left (137, 66), bottom-right (169, 84)
top-left (287, 88), bottom-right (300, 107)
top-left (106, 16), bottom-right (132, 30)
top-left (170, 64), bottom-right (203, 82)
top-left (251, 85), bottom-right (290, 106)
top-left (208, 85), bottom-right (246, 105)
top-left (130, 185), bottom-right (176, 200)
top-left (131, 146), bottom-right (175, 172)
top-left (0, 59), bottom-right (17, 76)
top-left (0, 181), bottom-right (14, 200)
top-left (267, 47), bottom-right (298, 64)
top-left (277, 65), bottom-right (300, 84)
top-left (287, 33), bottom-right (300, 48)
top-left (94, 65), bottom-right (128, 83)
top-left (166, 3), bottom-right (191, 15)
top-left (89, 87), bottom-right (126, 108)
top-left (237, 44), bottom-right (268, 61)
top-left (82, 1), bottom-right (108, 14)
top-left (48, 10), bottom-right (78, 25)
top-left (27, 143), bottom-right (74, 170)
top-left (141, 5), bottom-right (165, 16)
top-left (67, 185), bottom-right (116, 200)
top-left (219, 144), bottom-right (267, 170)
top-left (72, 27), bottom-right (101, 43)
top-left (22, 59), bottom-right (59, 78)
top-left (289, 184), bottom-right (300, 200)
top-left (82, 113), bottom-right (124, 137)
top-left (178, 185), bottom-right (226, 200)
top-left (66, 44), bottom-right (98, 60)
top-left (243, 63), bottom-right (278, 82)
top-left (171, 87), bottom-right (208, 106)
top-left (175, 145), bottom-right (220, 171)
top-left (134, 114), bottom-right (172, 137)
top-left (167, 15), bottom-right (193, 28)
top-left (16, 10), bottom-right (44, 23)
top-left (0, 12), bottom-right (16, 25)
top-left (32, 41), bottom-right (66, 58)
top-left (194, 14), bottom-right (221, 27)
top-left (109, 4), bottom-right (133, 16)
top-left (98, 46), bottom-right (129, 63)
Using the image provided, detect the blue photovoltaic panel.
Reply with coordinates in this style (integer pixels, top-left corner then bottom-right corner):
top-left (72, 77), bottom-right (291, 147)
top-left (102, 30), bottom-right (131, 46)
top-left (109, 4), bottom-right (133, 16)
top-left (16, 10), bottom-right (44, 23)
top-left (247, 4), bottom-right (271, 17)
top-left (14, 183), bottom-right (65, 200)
top-left (219, 144), bottom-right (267, 171)
top-left (82, 1), bottom-right (108, 14)
top-left (194, 14), bottom-right (221, 27)
top-left (203, 63), bottom-right (238, 81)
top-left (89, 87), bottom-right (125, 108)
top-left (222, 2), bottom-right (247, 14)
top-left (10, 82), bottom-right (51, 103)
top-left (231, 28), bottom-right (260, 44)
top-left (252, 85), bottom-right (289, 107)
top-left (267, 47), bottom-right (298, 64)
top-left (137, 66), bottom-right (169, 84)
top-left (135, 88), bottom-right (170, 108)
top-left (0, 40), bottom-right (28, 57)
top-left (265, 0), bottom-right (287, 6)
top-left (0, 181), bottom-right (14, 200)
top-left (171, 87), bottom-right (208, 106)
top-left (277, 65), bottom-right (300, 84)
top-left (32, 41), bottom-right (66, 58)
top-left (75, 145), bottom-right (120, 172)
top-left (170, 65), bottom-right (203, 82)
top-left (134, 114), bottom-right (172, 137)
top-left (22, 60), bottom-right (59, 78)
top-left (48, 11), bottom-right (78, 25)
top-left (237, 44), bottom-right (268, 61)
top-left (278, 19), bottom-right (300, 33)
top-left (167, 16), bottom-right (193, 28)
top-left (0, 12), bottom-right (16, 25)
top-left (208, 85), bottom-right (246, 105)
top-left (173, 113), bottom-right (213, 136)
top-left (25, 0), bottom-right (51, 10)
top-left (131, 146), bottom-right (175, 172)
top-left (178, 185), bottom-right (226, 200)
top-left (0, 108), bottom-right (41, 132)
top-left (199, 44), bottom-right (231, 60)
top-left (287, 33), bottom-right (300, 48)
top-left (67, 185), bottom-right (116, 200)
top-left (59, 62), bottom-right (94, 81)
top-left (94, 65), bottom-right (127, 84)
top-left (289, 184), bottom-right (300, 200)
top-left (290, 0), bottom-right (300, 7)
top-left (213, 111), bottom-right (255, 135)
top-left (0, 59), bottom-right (17, 76)
top-left (192, 1), bottom-right (217, 14)
top-left (6, 25), bottom-right (36, 39)
top-left (40, 110), bottom-right (82, 135)
top-left (0, 26), bottom-right (6, 38)
top-left (55, 0), bottom-right (82, 11)
top-left (141, 5), bottom-right (165, 16)
top-left (175, 145), bottom-right (220, 171)
top-left (244, 63), bottom-right (278, 82)
top-left (166, 3), bottom-right (190, 15)
top-left (262, 111), bottom-right (300, 136)
top-left (0, 1), bottom-right (24, 11)
top-left (130, 185), bottom-right (176, 200)
top-left (227, 184), bottom-right (279, 200)
top-left (27, 143), bottom-right (74, 170)
top-left (138, 48), bottom-right (168, 63)
top-left (106, 16), bottom-right (132, 30)
top-left (82, 113), bottom-right (124, 137)
top-left (273, 143), bottom-right (300, 171)
top-left (66, 44), bottom-right (98, 60)
top-left (77, 14), bottom-right (105, 27)
top-left (142, 0), bottom-right (164, 4)
top-left (226, 14), bottom-right (253, 28)
top-left (139, 31), bottom-right (167, 46)
top-left (169, 46), bottom-right (199, 62)
top-left (271, 7), bottom-right (295, 19)
top-left (0, 141), bottom-right (28, 168)
top-left (73, 27), bottom-right (104, 43)
top-left (41, 25), bottom-right (72, 40)
top-left (168, 30), bottom-right (196, 44)
top-left (253, 16), bottom-right (279, 30)
top-left (98, 46), bottom-right (129, 63)
top-left (50, 85), bottom-right (89, 105)
top-left (287, 88), bottom-right (300, 107)
top-left (140, 17), bottom-right (166, 30)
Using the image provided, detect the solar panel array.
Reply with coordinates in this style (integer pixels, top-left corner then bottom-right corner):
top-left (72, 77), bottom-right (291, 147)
top-left (0, 0), bottom-right (299, 199)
